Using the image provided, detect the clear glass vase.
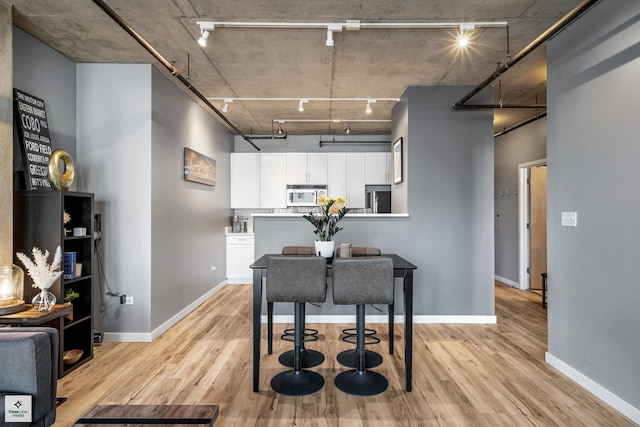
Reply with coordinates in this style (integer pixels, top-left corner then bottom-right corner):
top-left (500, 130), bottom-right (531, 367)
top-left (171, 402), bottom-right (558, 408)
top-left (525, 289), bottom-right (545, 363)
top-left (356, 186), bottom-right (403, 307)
top-left (32, 288), bottom-right (56, 312)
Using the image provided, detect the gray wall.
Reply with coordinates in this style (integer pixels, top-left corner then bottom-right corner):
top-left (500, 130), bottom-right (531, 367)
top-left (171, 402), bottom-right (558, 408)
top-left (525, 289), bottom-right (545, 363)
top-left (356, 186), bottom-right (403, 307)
top-left (77, 64), bottom-right (233, 337)
top-left (256, 86), bottom-right (495, 317)
top-left (12, 28), bottom-right (77, 189)
top-left (547, 0), bottom-right (640, 409)
top-left (150, 68), bottom-right (232, 329)
top-left (494, 118), bottom-right (546, 283)
top-left (77, 64), bottom-right (153, 334)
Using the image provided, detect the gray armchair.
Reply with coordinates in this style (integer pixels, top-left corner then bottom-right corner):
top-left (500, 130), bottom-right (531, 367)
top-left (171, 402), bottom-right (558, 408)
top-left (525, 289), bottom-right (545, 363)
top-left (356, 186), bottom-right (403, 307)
top-left (0, 327), bottom-right (58, 427)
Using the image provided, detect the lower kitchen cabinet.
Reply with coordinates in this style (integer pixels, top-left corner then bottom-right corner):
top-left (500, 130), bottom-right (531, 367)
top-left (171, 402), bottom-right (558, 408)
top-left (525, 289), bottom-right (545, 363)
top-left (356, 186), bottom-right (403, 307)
top-left (226, 234), bottom-right (255, 284)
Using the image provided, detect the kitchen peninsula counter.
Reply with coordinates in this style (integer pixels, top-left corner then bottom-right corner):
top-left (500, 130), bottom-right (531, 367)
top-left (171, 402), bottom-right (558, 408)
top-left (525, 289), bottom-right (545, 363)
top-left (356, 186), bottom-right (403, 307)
top-left (251, 212), bottom-right (409, 218)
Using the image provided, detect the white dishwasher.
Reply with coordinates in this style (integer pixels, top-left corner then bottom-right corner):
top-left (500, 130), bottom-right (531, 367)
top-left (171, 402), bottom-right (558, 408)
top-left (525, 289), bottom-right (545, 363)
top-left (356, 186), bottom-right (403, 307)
top-left (226, 234), bottom-right (255, 284)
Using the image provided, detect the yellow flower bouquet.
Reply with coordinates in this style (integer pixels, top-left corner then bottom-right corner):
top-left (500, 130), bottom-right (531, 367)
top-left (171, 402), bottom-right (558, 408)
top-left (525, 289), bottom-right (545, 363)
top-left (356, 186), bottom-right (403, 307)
top-left (303, 195), bottom-right (348, 241)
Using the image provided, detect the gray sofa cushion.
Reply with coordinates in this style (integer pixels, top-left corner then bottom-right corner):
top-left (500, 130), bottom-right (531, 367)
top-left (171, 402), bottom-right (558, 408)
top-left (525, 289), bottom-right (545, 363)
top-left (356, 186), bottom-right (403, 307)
top-left (0, 327), bottom-right (58, 427)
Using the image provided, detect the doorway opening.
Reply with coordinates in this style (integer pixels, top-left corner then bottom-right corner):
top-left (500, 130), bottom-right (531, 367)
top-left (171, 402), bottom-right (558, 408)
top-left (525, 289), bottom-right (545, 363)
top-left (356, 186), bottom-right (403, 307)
top-left (518, 159), bottom-right (547, 290)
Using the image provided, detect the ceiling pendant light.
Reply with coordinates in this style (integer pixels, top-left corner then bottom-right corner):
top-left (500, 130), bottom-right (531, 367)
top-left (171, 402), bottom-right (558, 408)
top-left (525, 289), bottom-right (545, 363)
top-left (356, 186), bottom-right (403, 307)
top-left (198, 30), bottom-right (210, 47)
top-left (277, 125), bottom-right (285, 135)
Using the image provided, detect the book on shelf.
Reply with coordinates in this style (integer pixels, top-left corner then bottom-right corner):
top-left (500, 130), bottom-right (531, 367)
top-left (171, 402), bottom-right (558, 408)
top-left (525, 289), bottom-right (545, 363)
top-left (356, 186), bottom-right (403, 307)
top-left (63, 251), bottom-right (76, 279)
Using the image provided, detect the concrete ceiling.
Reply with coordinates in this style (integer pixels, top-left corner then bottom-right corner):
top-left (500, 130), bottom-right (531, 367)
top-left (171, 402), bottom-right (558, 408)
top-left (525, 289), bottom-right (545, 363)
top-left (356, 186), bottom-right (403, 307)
top-left (9, 0), bottom-right (580, 137)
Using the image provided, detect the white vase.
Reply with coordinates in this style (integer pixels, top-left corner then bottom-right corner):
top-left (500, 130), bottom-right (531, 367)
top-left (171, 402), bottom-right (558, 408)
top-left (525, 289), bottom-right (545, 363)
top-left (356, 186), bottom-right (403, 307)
top-left (315, 240), bottom-right (335, 258)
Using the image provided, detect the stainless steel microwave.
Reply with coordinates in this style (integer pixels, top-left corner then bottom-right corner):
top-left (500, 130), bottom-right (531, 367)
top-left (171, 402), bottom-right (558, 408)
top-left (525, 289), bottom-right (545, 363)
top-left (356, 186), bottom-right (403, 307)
top-left (286, 185), bottom-right (327, 207)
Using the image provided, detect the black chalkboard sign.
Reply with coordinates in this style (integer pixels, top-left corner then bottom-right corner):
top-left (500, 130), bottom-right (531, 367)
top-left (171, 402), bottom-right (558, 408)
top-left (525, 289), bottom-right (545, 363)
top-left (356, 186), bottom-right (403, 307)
top-left (14, 88), bottom-right (53, 189)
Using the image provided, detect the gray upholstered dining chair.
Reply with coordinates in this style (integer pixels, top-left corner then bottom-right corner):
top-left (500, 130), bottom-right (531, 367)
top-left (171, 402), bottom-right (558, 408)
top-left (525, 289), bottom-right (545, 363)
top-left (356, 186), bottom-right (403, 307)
top-left (334, 246), bottom-right (393, 369)
top-left (266, 255), bottom-right (327, 395)
top-left (332, 256), bottom-right (394, 396)
top-left (272, 246), bottom-right (324, 369)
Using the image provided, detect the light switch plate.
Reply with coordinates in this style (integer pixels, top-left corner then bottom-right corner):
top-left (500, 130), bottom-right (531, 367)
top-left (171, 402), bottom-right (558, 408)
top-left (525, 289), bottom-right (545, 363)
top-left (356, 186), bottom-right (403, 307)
top-left (561, 212), bottom-right (577, 227)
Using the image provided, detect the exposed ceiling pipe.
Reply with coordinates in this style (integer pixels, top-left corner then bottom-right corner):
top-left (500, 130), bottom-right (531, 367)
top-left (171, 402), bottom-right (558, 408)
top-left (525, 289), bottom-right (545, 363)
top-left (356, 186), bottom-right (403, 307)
top-left (457, 104), bottom-right (546, 110)
top-left (319, 140), bottom-right (390, 147)
top-left (246, 134), bottom-right (288, 140)
top-left (452, 0), bottom-right (601, 110)
top-left (494, 112), bottom-right (547, 138)
top-left (92, 0), bottom-right (260, 151)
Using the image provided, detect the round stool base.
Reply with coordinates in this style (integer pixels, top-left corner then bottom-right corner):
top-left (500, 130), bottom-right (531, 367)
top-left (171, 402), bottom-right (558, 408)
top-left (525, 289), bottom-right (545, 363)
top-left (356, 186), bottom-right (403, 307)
top-left (336, 349), bottom-right (382, 369)
top-left (270, 370), bottom-right (324, 396)
top-left (279, 349), bottom-right (324, 368)
top-left (334, 370), bottom-right (388, 396)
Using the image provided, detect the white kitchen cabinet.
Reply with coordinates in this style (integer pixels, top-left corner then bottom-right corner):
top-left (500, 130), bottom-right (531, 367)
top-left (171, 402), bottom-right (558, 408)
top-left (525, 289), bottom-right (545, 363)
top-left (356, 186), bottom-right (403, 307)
top-left (365, 152), bottom-right (392, 185)
top-left (328, 153), bottom-right (347, 197)
top-left (286, 152), bottom-right (328, 185)
top-left (230, 153), bottom-right (260, 208)
top-left (226, 234), bottom-right (255, 284)
top-left (259, 153), bottom-right (287, 208)
top-left (347, 153), bottom-right (366, 208)
top-left (329, 152), bottom-right (365, 208)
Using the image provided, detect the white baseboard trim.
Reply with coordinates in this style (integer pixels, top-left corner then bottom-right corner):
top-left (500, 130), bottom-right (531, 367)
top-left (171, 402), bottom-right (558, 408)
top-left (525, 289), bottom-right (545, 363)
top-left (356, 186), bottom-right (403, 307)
top-left (103, 280), bottom-right (227, 343)
top-left (263, 314), bottom-right (497, 324)
top-left (226, 278), bottom-right (252, 285)
top-left (495, 275), bottom-right (519, 288)
top-left (546, 352), bottom-right (640, 424)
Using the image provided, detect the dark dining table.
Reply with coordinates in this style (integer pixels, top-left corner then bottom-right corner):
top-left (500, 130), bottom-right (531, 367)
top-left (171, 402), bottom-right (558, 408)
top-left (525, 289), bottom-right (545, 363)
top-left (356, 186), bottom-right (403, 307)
top-left (250, 253), bottom-right (417, 392)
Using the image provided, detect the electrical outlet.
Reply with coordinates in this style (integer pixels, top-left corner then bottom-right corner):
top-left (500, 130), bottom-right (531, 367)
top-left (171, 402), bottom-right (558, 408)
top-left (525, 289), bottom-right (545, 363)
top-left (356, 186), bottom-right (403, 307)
top-left (561, 211), bottom-right (577, 227)
top-left (125, 296), bottom-right (134, 305)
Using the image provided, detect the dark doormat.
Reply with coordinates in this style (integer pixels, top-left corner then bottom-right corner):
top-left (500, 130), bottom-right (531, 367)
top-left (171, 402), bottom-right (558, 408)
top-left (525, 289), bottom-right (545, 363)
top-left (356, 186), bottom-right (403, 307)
top-left (74, 404), bottom-right (219, 426)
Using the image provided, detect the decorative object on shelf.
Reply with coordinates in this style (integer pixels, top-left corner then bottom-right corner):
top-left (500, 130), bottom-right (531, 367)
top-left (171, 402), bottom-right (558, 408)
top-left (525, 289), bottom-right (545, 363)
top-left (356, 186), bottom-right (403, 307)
top-left (16, 246), bottom-right (63, 312)
top-left (0, 264), bottom-right (25, 315)
top-left (63, 210), bottom-right (71, 236)
top-left (303, 195), bottom-right (348, 258)
top-left (63, 349), bottom-right (83, 365)
top-left (64, 288), bottom-right (80, 320)
top-left (48, 149), bottom-right (75, 190)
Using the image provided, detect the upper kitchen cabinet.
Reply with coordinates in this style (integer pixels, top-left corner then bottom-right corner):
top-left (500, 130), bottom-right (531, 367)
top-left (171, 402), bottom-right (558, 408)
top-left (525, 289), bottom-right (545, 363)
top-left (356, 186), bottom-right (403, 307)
top-left (329, 152), bottom-right (366, 208)
top-left (259, 153), bottom-right (287, 208)
top-left (365, 152), bottom-right (392, 185)
top-left (286, 153), bottom-right (328, 185)
top-left (230, 153), bottom-right (260, 208)
top-left (328, 153), bottom-right (347, 197)
top-left (347, 153), bottom-right (366, 208)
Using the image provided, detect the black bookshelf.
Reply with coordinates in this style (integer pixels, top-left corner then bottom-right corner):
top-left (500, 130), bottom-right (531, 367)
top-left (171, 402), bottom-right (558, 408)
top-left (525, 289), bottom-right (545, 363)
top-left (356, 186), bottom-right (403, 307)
top-left (14, 190), bottom-right (94, 377)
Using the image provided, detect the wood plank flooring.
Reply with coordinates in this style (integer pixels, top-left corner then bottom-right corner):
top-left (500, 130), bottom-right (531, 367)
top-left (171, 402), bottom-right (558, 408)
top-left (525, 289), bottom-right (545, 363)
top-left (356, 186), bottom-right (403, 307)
top-left (55, 283), bottom-right (635, 426)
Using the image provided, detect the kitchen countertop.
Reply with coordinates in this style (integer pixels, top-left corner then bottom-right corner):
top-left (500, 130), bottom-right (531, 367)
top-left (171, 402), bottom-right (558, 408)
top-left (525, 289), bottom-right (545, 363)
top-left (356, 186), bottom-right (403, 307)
top-left (251, 213), bottom-right (409, 218)
top-left (224, 227), bottom-right (255, 236)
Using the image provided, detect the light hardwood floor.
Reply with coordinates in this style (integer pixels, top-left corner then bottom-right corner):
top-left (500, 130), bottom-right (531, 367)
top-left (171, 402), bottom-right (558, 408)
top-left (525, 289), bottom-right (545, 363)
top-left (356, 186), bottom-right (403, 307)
top-left (55, 283), bottom-right (635, 426)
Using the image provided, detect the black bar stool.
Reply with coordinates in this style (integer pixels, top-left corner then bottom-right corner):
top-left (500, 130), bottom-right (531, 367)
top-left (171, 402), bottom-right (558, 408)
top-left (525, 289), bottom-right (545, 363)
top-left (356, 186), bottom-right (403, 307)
top-left (272, 246), bottom-right (325, 369)
top-left (266, 255), bottom-right (327, 396)
top-left (332, 256), bottom-right (394, 396)
top-left (334, 246), bottom-right (385, 369)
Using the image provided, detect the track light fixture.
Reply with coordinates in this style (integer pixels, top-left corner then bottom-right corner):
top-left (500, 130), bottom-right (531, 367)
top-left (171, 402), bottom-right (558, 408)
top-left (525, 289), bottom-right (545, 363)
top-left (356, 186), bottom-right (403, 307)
top-left (196, 20), bottom-right (507, 48)
top-left (198, 30), bottom-right (209, 47)
top-left (222, 98), bottom-right (233, 113)
top-left (277, 125), bottom-right (285, 135)
top-left (298, 98), bottom-right (309, 112)
top-left (345, 124), bottom-right (352, 135)
top-left (365, 99), bottom-right (376, 114)
top-left (457, 23), bottom-right (475, 48)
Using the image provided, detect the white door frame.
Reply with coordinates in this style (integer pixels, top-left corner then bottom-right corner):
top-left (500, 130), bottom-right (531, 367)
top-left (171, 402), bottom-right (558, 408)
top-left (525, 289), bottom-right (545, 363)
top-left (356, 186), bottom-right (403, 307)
top-left (518, 158), bottom-right (547, 290)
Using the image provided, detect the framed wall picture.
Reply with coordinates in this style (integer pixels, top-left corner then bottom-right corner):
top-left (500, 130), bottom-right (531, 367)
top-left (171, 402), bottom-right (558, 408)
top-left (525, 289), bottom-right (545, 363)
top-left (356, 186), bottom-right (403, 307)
top-left (393, 137), bottom-right (403, 184)
top-left (184, 147), bottom-right (216, 186)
